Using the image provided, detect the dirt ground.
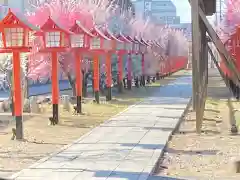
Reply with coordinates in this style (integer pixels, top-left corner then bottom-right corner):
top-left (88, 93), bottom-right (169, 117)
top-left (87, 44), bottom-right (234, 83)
top-left (155, 69), bottom-right (240, 180)
top-left (0, 70), bottom-right (188, 178)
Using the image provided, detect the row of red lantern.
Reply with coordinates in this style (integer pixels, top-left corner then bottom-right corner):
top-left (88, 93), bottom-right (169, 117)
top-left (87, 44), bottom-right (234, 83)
top-left (0, 9), bottom-right (154, 140)
top-left (0, 10), bottom-right (149, 55)
top-left (221, 27), bottom-right (240, 78)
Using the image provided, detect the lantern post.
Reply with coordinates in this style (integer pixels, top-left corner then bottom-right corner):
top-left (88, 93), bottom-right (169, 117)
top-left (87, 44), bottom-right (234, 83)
top-left (35, 17), bottom-right (71, 124)
top-left (140, 38), bottom-right (149, 86)
top-left (103, 28), bottom-right (124, 100)
top-left (69, 21), bottom-right (94, 113)
top-left (116, 33), bottom-right (131, 93)
top-left (90, 26), bottom-right (111, 104)
top-left (126, 35), bottom-right (135, 90)
top-left (0, 9), bottom-right (39, 139)
top-left (133, 37), bottom-right (142, 88)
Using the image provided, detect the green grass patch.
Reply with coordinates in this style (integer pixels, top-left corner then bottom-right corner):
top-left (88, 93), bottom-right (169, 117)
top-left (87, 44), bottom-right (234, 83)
top-left (148, 82), bottom-right (161, 87)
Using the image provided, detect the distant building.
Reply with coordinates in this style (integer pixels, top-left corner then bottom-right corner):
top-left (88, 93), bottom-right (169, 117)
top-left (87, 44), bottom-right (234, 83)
top-left (169, 23), bottom-right (192, 40)
top-left (132, 0), bottom-right (180, 25)
top-left (0, 4), bottom-right (8, 19)
top-left (0, 0), bottom-right (28, 19)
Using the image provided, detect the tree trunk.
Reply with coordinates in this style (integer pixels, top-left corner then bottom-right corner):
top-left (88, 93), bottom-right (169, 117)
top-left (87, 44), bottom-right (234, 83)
top-left (25, 62), bottom-right (29, 99)
top-left (22, 76), bottom-right (30, 113)
top-left (67, 73), bottom-right (76, 96)
top-left (82, 70), bottom-right (89, 97)
top-left (82, 70), bottom-right (86, 97)
top-left (6, 71), bottom-right (14, 115)
top-left (91, 72), bottom-right (94, 96)
top-left (10, 88), bottom-right (14, 116)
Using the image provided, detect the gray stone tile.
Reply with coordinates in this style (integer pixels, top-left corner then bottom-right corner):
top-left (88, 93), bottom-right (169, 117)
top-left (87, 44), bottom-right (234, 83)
top-left (16, 177), bottom-right (44, 180)
top-left (115, 160), bottom-right (146, 172)
top-left (62, 160), bottom-right (95, 170)
top-left (44, 170), bottom-right (81, 180)
top-left (72, 171), bottom-right (96, 180)
top-left (107, 171), bottom-right (140, 180)
top-left (16, 168), bottom-right (53, 178)
top-left (126, 149), bottom-right (154, 160)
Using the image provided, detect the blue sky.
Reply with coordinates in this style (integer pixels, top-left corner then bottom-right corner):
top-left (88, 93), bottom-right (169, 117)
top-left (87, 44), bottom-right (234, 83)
top-left (171, 0), bottom-right (191, 23)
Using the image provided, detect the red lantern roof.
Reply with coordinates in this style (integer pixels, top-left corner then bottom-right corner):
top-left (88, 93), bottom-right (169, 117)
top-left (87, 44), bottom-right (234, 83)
top-left (155, 41), bottom-right (165, 50)
top-left (126, 35), bottom-right (135, 43)
top-left (134, 37), bottom-right (143, 45)
top-left (153, 41), bottom-right (161, 48)
top-left (39, 16), bottom-right (72, 34)
top-left (90, 26), bottom-right (111, 40)
top-left (147, 40), bottom-right (153, 46)
top-left (103, 28), bottom-right (122, 42)
top-left (116, 32), bottom-right (131, 43)
top-left (141, 38), bottom-right (150, 46)
top-left (69, 20), bottom-right (94, 37)
top-left (0, 8), bottom-right (39, 31)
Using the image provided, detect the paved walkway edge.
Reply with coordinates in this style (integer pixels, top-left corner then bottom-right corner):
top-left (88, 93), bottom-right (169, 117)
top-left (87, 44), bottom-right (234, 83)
top-left (150, 97), bottom-right (192, 176)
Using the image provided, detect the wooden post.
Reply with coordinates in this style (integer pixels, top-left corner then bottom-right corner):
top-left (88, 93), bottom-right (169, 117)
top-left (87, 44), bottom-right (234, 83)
top-left (51, 51), bottom-right (59, 124)
top-left (198, 18), bottom-right (208, 127)
top-left (191, 0), bottom-right (202, 133)
top-left (13, 51), bottom-right (23, 140)
top-left (75, 52), bottom-right (82, 114)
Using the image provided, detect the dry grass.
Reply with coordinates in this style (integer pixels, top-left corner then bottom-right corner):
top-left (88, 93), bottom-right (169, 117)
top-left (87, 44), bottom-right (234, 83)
top-left (0, 70), bottom-right (188, 178)
top-left (154, 69), bottom-right (240, 180)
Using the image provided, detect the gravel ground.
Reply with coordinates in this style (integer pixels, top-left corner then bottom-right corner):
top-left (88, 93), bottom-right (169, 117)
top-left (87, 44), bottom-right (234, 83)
top-left (154, 69), bottom-right (240, 180)
top-left (0, 70), bottom-right (188, 178)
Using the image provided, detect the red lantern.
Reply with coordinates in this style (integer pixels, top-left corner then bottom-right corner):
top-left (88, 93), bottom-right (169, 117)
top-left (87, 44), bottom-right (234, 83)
top-left (126, 35), bottom-right (135, 54)
top-left (116, 33), bottom-right (132, 92)
top-left (69, 20), bottom-right (94, 113)
top-left (133, 37), bottom-right (141, 55)
top-left (125, 35), bottom-right (136, 89)
top-left (35, 16), bottom-right (72, 124)
top-left (103, 28), bottom-right (124, 52)
top-left (90, 26), bottom-right (111, 53)
top-left (117, 32), bottom-right (132, 53)
top-left (90, 26), bottom-right (111, 103)
top-left (69, 20), bottom-right (94, 50)
top-left (140, 38), bottom-right (149, 85)
top-left (103, 28), bottom-right (124, 100)
top-left (0, 9), bottom-right (39, 139)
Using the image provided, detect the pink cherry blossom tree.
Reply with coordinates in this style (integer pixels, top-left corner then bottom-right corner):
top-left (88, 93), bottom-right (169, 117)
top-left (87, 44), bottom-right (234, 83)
top-left (2, 0), bottom-right (189, 99)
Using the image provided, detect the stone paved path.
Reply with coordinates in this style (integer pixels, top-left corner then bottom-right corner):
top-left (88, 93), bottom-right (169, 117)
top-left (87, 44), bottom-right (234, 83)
top-left (10, 75), bottom-right (192, 180)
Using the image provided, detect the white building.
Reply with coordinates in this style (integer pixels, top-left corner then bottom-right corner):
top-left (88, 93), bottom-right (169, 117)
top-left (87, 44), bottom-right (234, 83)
top-left (132, 0), bottom-right (180, 25)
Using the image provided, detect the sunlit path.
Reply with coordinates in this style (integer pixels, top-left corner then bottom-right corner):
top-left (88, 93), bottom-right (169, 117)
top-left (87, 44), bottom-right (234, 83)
top-left (10, 74), bottom-right (192, 180)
